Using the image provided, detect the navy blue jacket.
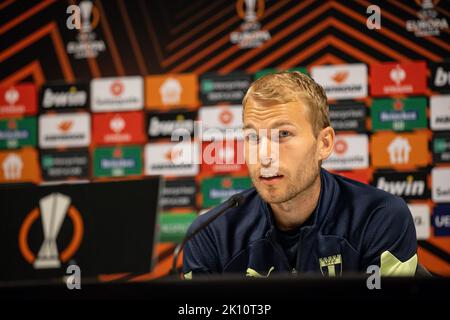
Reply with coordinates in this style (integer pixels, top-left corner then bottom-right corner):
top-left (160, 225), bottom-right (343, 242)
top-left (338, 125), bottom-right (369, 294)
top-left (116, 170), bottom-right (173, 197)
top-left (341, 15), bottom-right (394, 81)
top-left (183, 169), bottom-right (418, 278)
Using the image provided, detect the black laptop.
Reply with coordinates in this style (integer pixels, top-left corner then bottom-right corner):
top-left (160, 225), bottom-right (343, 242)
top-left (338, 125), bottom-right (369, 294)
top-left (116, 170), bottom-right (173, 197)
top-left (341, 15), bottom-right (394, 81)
top-left (0, 178), bottom-right (161, 283)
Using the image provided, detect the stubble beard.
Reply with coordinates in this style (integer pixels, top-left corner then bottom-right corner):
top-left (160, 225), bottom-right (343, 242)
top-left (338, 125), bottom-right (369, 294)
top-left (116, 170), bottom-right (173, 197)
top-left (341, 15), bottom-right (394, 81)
top-left (251, 160), bottom-right (320, 205)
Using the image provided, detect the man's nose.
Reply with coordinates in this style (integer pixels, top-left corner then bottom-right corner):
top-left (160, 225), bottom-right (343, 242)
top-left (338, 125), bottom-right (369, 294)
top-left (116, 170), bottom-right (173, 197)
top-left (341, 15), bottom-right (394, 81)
top-left (259, 135), bottom-right (277, 167)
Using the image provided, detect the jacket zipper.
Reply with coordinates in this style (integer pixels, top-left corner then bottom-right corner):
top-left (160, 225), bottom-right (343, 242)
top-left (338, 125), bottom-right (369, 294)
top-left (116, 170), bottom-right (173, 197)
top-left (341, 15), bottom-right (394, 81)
top-left (268, 230), bottom-right (300, 277)
top-left (294, 232), bottom-right (304, 277)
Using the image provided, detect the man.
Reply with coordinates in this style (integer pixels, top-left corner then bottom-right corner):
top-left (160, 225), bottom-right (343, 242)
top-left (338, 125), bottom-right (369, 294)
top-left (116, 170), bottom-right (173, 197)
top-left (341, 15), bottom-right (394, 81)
top-left (183, 71), bottom-right (417, 278)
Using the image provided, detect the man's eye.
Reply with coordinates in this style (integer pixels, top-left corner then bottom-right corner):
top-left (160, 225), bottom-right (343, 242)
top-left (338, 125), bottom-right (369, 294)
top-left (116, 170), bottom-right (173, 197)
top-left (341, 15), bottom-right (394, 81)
top-left (246, 133), bottom-right (259, 143)
top-left (279, 130), bottom-right (291, 138)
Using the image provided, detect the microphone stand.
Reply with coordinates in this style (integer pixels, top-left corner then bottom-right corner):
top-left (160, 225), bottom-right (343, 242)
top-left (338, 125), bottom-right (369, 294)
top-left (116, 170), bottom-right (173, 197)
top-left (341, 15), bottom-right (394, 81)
top-left (169, 194), bottom-right (244, 277)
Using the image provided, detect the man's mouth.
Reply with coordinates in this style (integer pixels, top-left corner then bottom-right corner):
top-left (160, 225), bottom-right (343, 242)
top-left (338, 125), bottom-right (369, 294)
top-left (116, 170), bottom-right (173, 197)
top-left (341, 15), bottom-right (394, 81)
top-left (259, 173), bottom-right (284, 184)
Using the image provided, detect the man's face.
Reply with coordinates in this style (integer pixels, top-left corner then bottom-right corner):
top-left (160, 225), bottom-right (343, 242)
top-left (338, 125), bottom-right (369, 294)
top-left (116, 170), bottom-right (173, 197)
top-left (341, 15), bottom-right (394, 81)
top-left (243, 99), bottom-right (321, 204)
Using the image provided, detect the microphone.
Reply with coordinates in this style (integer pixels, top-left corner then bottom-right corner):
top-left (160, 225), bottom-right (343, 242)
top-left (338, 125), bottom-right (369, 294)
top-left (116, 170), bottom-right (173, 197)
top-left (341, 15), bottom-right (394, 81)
top-left (170, 193), bottom-right (245, 276)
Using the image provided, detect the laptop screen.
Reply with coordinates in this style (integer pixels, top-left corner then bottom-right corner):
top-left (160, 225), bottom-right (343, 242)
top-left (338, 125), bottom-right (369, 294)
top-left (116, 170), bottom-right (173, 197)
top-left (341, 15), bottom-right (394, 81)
top-left (0, 178), bottom-right (161, 283)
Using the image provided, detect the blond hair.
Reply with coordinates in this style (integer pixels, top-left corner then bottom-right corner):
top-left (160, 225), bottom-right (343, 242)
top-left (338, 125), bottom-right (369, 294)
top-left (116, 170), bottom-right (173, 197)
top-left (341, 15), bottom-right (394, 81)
top-left (242, 71), bottom-right (330, 136)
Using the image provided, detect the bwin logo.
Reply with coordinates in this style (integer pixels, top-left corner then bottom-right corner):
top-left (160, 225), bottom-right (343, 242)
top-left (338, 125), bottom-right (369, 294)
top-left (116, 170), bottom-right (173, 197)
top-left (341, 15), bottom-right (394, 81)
top-left (434, 67), bottom-right (450, 88)
top-left (149, 116), bottom-right (194, 137)
top-left (42, 87), bottom-right (87, 109)
top-left (376, 176), bottom-right (425, 197)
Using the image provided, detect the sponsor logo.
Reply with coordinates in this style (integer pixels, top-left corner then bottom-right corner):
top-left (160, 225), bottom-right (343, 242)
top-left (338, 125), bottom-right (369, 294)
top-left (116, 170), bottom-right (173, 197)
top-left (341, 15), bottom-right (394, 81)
top-left (389, 137), bottom-right (411, 164)
top-left (310, 64), bottom-right (368, 100)
top-left (19, 193), bottom-right (83, 269)
top-left (323, 134), bottom-right (369, 170)
top-left (329, 103), bottom-right (366, 132)
top-left (1, 153), bottom-right (22, 180)
top-left (147, 111), bottom-right (196, 140)
top-left (371, 97), bottom-right (427, 131)
top-left (158, 213), bottom-right (197, 243)
top-left (373, 170), bottom-right (430, 200)
top-left (0, 148), bottom-right (40, 183)
top-left (405, 0), bottom-right (449, 37)
top-left (91, 76), bottom-right (143, 112)
top-left (145, 74), bottom-right (198, 109)
top-left (201, 176), bottom-right (252, 207)
top-left (432, 205), bottom-right (450, 236)
top-left (430, 62), bottom-right (450, 92)
top-left (93, 146), bottom-right (142, 178)
top-left (199, 105), bottom-right (243, 140)
top-left (430, 95), bottom-right (450, 130)
top-left (41, 150), bottom-right (89, 181)
top-left (144, 142), bottom-right (199, 177)
top-left (39, 113), bottom-right (91, 149)
top-left (110, 80), bottom-right (124, 96)
top-left (0, 84), bottom-right (37, 117)
top-left (159, 179), bottom-right (197, 210)
top-left (0, 117), bottom-right (36, 149)
top-left (66, 0), bottom-right (106, 59)
top-left (371, 132), bottom-right (429, 168)
top-left (246, 266), bottom-right (275, 278)
top-left (432, 167), bottom-right (450, 203)
top-left (408, 204), bottom-right (430, 240)
top-left (201, 140), bottom-right (247, 175)
top-left (160, 78), bottom-right (182, 105)
top-left (433, 132), bottom-right (450, 163)
top-left (230, 0), bottom-right (271, 48)
top-left (40, 83), bottom-right (89, 111)
top-left (370, 61), bottom-right (427, 96)
top-left (200, 73), bottom-right (252, 105)
top-left (92, 111), bottom-right (146, 145)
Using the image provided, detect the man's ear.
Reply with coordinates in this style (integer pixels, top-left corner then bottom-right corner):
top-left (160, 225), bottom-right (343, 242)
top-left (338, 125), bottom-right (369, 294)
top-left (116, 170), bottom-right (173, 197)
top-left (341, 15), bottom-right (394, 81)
top-left (317, 126), bottom-right (335, 161)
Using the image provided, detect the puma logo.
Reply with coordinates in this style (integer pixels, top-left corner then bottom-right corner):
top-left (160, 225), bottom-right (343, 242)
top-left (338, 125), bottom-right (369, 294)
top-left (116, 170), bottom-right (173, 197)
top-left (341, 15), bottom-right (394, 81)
top-left (246, 266), bottom-right (275, 278)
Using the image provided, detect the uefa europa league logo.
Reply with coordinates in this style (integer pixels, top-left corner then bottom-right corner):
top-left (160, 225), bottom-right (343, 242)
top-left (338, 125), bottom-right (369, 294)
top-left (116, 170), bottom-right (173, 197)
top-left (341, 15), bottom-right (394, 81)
top-left (33, 193), bottom-right (71, 269)
top-left (244, 0), bottom-right (257, 22)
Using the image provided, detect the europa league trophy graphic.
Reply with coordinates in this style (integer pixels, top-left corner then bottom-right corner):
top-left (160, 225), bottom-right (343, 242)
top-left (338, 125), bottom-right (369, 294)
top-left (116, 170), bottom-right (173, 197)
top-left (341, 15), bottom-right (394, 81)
top-left (33, 193), bottom-right (71, 269)
top-left (244, 0), bottom-right (257, 22)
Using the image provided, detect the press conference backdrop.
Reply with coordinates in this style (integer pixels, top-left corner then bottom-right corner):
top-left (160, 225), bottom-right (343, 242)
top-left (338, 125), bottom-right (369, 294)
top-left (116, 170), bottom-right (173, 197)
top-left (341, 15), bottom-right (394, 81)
top-left (0, 0), bottom-right (449, 280)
